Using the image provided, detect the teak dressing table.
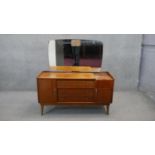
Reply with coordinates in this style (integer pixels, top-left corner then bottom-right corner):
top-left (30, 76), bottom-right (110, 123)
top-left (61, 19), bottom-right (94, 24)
top-left (37, 66), bottom-right (114, 115)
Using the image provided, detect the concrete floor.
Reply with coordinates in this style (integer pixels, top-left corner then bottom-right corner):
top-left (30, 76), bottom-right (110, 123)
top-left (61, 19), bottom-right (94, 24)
top-left (0, 91), bottom-right (155, 121)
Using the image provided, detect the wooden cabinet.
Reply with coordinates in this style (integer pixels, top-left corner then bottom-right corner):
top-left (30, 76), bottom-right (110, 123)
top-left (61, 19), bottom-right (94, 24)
top-left (37, 67), bottom-right (114, 115)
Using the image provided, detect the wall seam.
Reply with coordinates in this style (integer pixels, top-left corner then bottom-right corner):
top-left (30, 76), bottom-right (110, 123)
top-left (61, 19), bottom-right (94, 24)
top-left (137, 34), bottom-right (145, 90)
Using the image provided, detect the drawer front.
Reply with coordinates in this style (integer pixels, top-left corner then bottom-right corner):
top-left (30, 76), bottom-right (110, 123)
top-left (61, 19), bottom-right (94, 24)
top-left (58, 96), bottom-right (95, 102)
top-left (57, 80), bottom-right (95, 88)
top-left (58, 88), bottom-right (95, 97)
top-left (58, 88), bottom-right (95, 102)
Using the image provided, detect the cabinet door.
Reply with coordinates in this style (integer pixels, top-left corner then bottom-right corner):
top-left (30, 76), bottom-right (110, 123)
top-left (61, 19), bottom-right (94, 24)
top-left (37, 79), bottom-right (56, 104)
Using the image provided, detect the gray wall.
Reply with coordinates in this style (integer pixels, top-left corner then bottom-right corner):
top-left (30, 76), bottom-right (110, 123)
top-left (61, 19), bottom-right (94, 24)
top-left (0, 34), bottom-right (142, 91)
top-left (139, 34), bottom-right (155, 101)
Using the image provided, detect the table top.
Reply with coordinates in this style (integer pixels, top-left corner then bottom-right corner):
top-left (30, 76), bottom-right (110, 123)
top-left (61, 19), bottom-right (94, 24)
top-left (50, 66), bottom-right (101, 72)
top-left (38, 72), bottom-right (95, 79)
top-left (37, 71), bottom-right (114, 80)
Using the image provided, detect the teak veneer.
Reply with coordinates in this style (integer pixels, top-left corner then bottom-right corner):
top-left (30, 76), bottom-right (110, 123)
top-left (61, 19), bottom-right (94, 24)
top-left (37, 66), bottom-right (114, 115)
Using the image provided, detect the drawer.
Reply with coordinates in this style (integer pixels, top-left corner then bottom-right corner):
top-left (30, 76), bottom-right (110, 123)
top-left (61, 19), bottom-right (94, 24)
top-left (58, 88), bottom-right (95, 97)
top-left (58, 88), bottom-right (95, 102)
top-left (57, 80), bottom-right (95, 88)
top-left (58, 96), bottom-right (95, 102)
top-left (58, 96), bottom-right (95, 103)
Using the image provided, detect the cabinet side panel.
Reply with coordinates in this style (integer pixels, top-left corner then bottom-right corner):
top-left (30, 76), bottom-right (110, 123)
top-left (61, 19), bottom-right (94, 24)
top-left (96, 78), bottom-right (114, 104)
top-left (96, 89), bottom-right (113, 104)
top-left (37, 79), bottom-right (56, 104)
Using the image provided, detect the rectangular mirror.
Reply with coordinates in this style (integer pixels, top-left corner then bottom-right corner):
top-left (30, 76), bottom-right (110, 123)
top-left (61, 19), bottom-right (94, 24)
top-left (49, 39), bottom-right (103, 67)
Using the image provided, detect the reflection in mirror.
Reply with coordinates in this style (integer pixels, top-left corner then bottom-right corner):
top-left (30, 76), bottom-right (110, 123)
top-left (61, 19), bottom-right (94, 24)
top-left (49, 39), bottom-right (103, 67)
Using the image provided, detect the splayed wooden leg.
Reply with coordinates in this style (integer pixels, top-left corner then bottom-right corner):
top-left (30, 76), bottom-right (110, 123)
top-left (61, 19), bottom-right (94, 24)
top-left (41, 104), bottom-right (44, 115)
top-left (106, 105), bottom-right (110, 115)
top-left (104, 105), bottom-right (110, 115)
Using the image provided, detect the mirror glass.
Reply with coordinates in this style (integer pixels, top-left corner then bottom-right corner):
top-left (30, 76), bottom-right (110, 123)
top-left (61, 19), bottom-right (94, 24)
top-left (55, 39), bottom-right (103, 67)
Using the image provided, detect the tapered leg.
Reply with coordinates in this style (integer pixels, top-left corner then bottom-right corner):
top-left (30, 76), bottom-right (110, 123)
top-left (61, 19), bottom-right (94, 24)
top-left (41, 104), bottom-right (44, 115)
top-left (104, 105), bottom-right (110, 115)
top-left (106, 105), bottom-right (110, 115)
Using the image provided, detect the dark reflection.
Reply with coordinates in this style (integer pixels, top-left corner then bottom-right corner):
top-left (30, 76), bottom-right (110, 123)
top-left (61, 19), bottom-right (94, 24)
top-left (56, 39), bottom-right (103, 67)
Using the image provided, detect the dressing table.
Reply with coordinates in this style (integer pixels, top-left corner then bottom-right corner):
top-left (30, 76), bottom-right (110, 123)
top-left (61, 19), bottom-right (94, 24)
top-left (37, 66), bottom-right (114, 115)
